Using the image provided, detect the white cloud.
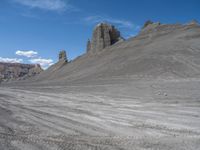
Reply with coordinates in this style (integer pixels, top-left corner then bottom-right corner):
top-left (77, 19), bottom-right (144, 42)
top-left (16, 50), bottom-right (38, 58)
top-left (84, 16), bottom-right (135, 28)
top-left (0, 57), bottom-right (23, 63)
top-left (29, 58), bottom-right (53, 69)
top-left (14, 0), bottom-right (68, 12)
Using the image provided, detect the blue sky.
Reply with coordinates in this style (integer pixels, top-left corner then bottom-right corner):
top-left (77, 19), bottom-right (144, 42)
top-left (0, 0), bottom-right (199, 69)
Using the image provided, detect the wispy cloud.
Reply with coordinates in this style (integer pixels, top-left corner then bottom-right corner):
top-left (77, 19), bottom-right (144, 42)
top-left (84, 15), bottom-right (141, 39)
top-left (29, 58), bottom-right (53, 69)
top-left (84, 15), bottom-right (135, 29)
top-left (0, 57), bottom-right (23, 63)
top-left (16, 50), bottom-right (38, 58)
top-left (13, 0), bottom-right (72, 12)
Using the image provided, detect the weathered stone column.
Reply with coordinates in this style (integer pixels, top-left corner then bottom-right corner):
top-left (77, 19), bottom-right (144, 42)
top-left (59, 50), bottom-right (68, 62)
top-left (87, 23), bottom-right (124, 54)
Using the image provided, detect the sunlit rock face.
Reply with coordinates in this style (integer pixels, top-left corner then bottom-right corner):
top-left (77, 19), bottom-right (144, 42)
top-left (87, 23), bottom-right (124, 53)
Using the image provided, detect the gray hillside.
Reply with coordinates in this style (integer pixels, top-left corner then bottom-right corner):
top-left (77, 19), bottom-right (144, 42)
top-left (31, 21), bottom-right (200, 85)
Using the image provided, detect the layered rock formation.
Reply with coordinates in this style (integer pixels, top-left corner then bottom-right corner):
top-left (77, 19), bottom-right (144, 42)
top-left (0, 63), bottom-right (43, 82)
top-left (87, 23), bottom-right (124, 53)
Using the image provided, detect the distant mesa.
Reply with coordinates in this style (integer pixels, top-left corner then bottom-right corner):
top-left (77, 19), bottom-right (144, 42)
top-left (0, 62), bottom-right (43, 82)
top-left (87, 23), bottom-right (124, 53)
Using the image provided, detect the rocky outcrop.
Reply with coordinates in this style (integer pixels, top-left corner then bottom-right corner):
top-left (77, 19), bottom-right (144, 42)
top-left (142, 20), bottom-right (154, 29)
top-left (142, 20), bottom-right (161, 31)
top-left (87, 23), bottom-right (124, 53)
top-left (0, 63), bottom-right (43, 82)
top-left (59, 50), bottom-right (68, 62)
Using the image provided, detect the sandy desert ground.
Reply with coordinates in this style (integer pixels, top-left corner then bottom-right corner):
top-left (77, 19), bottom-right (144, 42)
top-left (0, 78), bottom-right (200, 150)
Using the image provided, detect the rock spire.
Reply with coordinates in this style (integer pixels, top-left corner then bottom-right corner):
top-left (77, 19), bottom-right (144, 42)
top-left (87, 23), bottom-right (124, 53)
top-left (59, 50), bottom-right (68, 62)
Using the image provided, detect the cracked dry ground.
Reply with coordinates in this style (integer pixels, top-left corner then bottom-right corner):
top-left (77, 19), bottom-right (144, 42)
top-left (0, 79), bottom-right (200, 150)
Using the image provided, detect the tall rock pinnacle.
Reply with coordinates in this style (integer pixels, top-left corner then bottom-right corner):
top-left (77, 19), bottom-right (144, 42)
top-left (87, 23), bottom-right (124, 53)
top-left (59, 50), bottom-right (68, 62)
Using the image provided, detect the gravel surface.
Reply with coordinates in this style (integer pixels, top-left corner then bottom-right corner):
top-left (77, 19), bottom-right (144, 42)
top-left (0, 79), bottom-right (200, 150)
